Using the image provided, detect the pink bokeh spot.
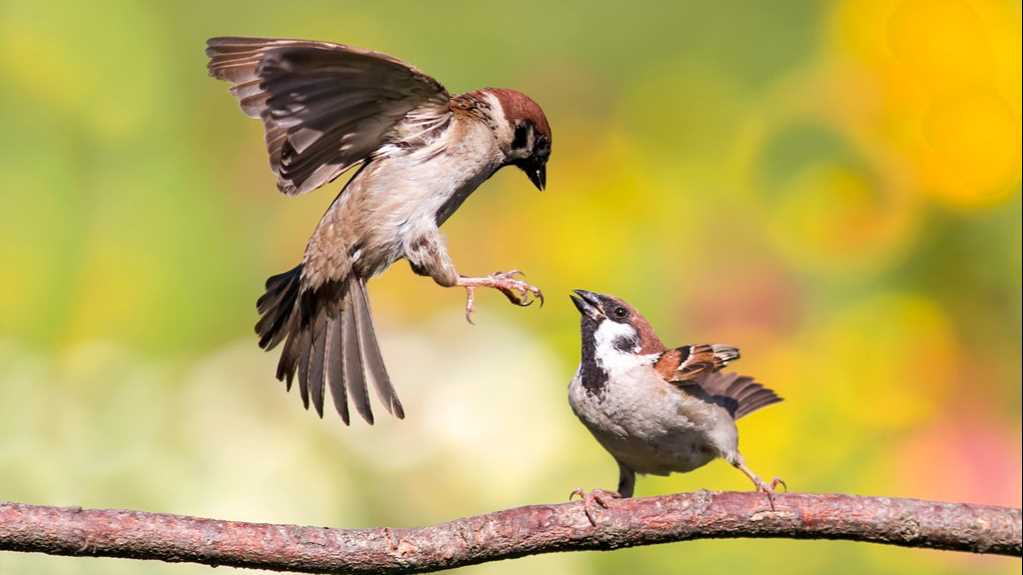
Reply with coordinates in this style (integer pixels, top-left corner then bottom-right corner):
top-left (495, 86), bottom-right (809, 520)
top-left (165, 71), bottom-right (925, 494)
top-left (894, 415), bottom-right (1022, 507)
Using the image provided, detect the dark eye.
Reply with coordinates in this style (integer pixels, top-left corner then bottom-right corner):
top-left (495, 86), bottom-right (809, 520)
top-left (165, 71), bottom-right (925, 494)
top-left (536, 135), bottom-right (549, 152)
top-left (512, 123), bottom-right (530, 149)
top-left (613, 306), bottom-right (628, 319)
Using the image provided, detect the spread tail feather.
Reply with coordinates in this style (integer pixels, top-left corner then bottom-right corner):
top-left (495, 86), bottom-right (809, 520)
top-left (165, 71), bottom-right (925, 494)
top-left (691, 371), bottom-right (783, 420)
top-left (341, 294), bottom-right (371, 423)
top-left (254, 265), bottom-right (403, 424)
top-left (351, 280), bottom-right (405, 419)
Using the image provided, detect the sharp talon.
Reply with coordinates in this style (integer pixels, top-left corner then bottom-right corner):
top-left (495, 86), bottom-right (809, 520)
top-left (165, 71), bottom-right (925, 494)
top-left (581, 498), bottom-right (598, 526)
top-left (569, 488), bottom-right (615, 527)
top-left (755, 482), bottom-right (778, 511)
top-left (770, 477), bottom-right (787, 492)
top-left (499, 289), bottom-right (526, 307)
top-left (455, 271), bottom-right (543, 314)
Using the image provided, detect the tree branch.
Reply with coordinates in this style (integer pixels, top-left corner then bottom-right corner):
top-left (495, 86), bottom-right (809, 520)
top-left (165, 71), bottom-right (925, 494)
top-left (2, 493), bottom-right (1020, 573)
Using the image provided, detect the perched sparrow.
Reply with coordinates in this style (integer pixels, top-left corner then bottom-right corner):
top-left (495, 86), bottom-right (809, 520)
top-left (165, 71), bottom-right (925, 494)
top-left (206, 37), bottom-right (551, 425)
top-left (568, 289), bottom-right (784, 522)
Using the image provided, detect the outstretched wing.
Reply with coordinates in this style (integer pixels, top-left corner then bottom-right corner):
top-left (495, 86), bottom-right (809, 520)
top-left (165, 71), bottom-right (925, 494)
top-left (654, 343), bottom-right (740, 382)
top-left (682, 372), bottom-right (782, 420)
top-left (207, 36), bottom-right (451, 196)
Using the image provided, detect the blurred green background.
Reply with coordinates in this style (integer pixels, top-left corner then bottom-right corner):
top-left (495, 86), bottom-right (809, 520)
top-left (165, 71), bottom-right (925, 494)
top-left (1, 1), bottom-right (1020, 573)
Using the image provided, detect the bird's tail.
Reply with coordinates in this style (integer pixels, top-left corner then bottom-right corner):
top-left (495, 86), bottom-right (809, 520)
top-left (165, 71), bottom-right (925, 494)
top-left (255, 265), bottom-right (404, 425)
top-left (697, 372), bottom-right (782, 420)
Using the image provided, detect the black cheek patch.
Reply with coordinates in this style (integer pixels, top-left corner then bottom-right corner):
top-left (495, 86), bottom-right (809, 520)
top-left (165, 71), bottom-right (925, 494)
top-left (512, 123), bottom-right (529, 149)
top-left (613, 335), bottom-right (638, 353)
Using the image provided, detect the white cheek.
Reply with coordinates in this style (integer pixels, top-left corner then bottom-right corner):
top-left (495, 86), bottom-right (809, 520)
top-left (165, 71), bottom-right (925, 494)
top-left (594, 320), bottom-right (636, 350)
top-left (593, 321), bottom-right (653, 373)
top-left (482, 93), bottom-right (512, 140)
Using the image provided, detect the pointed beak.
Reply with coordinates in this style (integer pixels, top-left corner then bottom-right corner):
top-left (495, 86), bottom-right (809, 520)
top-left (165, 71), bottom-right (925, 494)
top-left (570, 289), bottom-right (603, 320)
top-left (527, 163), bottom-right (546, 191)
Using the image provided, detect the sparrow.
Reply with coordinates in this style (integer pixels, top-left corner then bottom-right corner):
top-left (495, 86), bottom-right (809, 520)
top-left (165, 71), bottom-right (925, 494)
top-left (206, 37), bottom-right (552, 425)
top-left (567, 289), bottom-right (784, 523)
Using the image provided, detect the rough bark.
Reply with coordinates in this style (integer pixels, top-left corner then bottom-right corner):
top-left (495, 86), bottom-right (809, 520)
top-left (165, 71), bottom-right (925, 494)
top-left (1, 493), bottom-right (1020, 573)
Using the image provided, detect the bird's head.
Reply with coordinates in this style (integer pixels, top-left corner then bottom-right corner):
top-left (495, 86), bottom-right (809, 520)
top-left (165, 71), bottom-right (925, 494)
top-left (483, 88), bottom-right (551, 191)
top-left (570, 290), bottom-right (664, 359)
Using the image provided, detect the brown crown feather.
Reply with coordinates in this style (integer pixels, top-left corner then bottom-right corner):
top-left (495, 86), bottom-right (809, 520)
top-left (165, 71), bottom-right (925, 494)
top-left (484, 88), bottom-right (551, 139)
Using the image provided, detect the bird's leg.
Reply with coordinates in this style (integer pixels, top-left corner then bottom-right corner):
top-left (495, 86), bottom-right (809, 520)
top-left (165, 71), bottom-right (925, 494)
top-left (404, 231), bottom-right (543, 323)
top-left (732, 456), bottom-right (786, 511)
top-left (456, 270), bottom-right (544, 324)
top-left (569, 488), bottom-right (622, 526)
top-left (616, 461), bottom-right (636, 498)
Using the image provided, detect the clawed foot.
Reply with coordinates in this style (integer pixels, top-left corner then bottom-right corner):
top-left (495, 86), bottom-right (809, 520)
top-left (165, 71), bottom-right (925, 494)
top-left (569, 488), bottom-right (621, 526)
top-left (457, 270), bottom-right (544, 324)
top-left (752, 476), bottom-right (787, 510)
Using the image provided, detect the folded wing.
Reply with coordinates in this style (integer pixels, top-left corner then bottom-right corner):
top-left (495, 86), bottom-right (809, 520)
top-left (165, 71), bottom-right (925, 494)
top-left (685, 372), bottom-right (782, 420)
top-left (655, 343), bottom-right (781, 418)
top-left (655, 343), bottom-right (740, 382)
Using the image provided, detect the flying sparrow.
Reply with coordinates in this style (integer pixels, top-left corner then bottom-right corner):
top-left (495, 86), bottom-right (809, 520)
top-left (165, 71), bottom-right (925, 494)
top-left (567, 289), bottom-right (784, 523)
top-left (206, 37), bottom-right (551, 425)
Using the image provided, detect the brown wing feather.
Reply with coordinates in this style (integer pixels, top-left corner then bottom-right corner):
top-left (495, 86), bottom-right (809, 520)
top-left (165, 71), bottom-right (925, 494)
top-left (206, 36), bottom-right (451, 196)
top-left (682, 372), bottom-right (783, 420)
top-left (654, 343), bottom-right (740, 382)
